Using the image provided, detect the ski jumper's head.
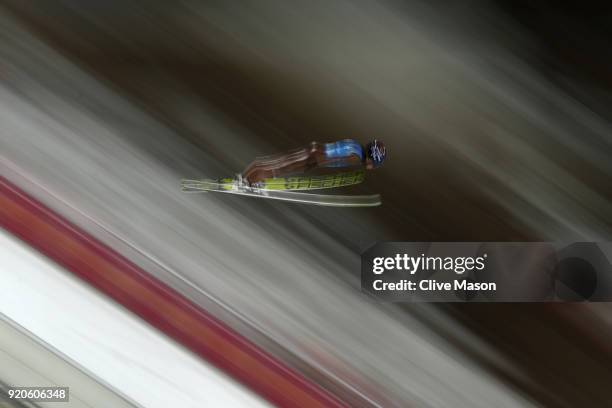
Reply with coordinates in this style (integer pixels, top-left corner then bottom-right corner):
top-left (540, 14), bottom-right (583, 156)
top-left (365, 140), bottom-right (386, 169)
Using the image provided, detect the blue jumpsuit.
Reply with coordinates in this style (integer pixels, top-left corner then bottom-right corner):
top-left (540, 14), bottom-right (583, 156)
top-left (323, 140), bottom-right (364, 167)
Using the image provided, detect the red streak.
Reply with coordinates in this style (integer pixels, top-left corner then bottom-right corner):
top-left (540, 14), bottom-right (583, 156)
top-left (0, 176), bottom-right (345, 408)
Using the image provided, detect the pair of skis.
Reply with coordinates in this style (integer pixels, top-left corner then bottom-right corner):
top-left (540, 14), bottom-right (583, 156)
top-left (181, 170), bottom-right (381, 207)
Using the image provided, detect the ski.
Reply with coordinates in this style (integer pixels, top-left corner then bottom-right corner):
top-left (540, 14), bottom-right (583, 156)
top-left (181, 178), bottom-right (381, 207)
top-left (182, 170), bottom-right (365, 192)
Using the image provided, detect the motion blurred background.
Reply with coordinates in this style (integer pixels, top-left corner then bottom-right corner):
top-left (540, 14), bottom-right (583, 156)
top-left (1, 1), bottom-right (612, 407)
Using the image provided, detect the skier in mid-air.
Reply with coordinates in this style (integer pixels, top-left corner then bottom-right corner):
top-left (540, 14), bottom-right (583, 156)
top-left (181, 139), bottom-right (385, 207)
top-left (241, 139), bottom-right (386, 185)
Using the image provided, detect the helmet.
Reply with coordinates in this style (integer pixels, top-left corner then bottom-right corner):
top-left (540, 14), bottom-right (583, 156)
top-left (366, 140), bottom-right (386, 167)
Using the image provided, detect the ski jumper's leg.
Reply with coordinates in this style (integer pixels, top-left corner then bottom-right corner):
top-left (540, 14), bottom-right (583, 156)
top-left (243, 143), bottom-right (322, 184)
